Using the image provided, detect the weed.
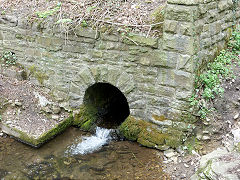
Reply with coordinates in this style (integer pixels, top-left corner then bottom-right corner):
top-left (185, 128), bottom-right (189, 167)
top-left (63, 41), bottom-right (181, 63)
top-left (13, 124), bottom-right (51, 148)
top-left (0, 51), bottom-right (17, 66)
top-left (36, 2), bottom-right (61, 18)
top-left (190, 28), bottom-right (240, 119)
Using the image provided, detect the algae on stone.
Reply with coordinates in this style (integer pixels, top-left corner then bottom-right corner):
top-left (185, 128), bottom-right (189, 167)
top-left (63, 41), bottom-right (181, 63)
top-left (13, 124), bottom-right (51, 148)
top-left (73, 105), bottom-right (98, 131)
top-left (119, 116), bottom-right (184, 149)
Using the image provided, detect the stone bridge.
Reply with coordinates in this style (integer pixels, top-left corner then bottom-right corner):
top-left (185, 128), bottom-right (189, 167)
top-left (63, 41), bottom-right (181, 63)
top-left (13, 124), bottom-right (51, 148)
top-left (0, 0), bottom-right (239, 148)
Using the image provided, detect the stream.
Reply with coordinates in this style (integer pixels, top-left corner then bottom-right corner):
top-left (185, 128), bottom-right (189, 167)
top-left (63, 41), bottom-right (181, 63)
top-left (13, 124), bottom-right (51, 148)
top-left (0, 127), bottom-right (168, 179)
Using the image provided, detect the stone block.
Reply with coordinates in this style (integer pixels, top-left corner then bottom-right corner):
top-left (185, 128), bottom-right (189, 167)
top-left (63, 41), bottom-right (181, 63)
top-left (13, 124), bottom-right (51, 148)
top-left (129, 100), bottom-right (146, 109)
top-left (163, 20), bottom-right (178, 33)
top-left (157, 68), bottom-right (175, 87)
top-left (178, 22), bottom-right (194, 36)
top-left (157, 85), bottom-right (176, 97)
top-left (101, 33), bottom-right (119, 42)
top-left (165, 4), bottom-right (198, 22)
top-left (218, 0), bottom-right (233, 11)
top-left (0, 31), bottom-right (3, 40)
top-left (163, 33), bottom-right (194, 55)
top-left (177, 54), bottom-right (193, 73)
top-left (174, 70), bottom-right (193, 89)
top-left (107, 67), bottom-right (122, 85)
top-left (75, 27), bottom-right (99, 39)
top-left (117, 72), bottom-right (133, 89)
top-left (92, 50), bottom-right (103, 58)
top-left (176, 88), bottom-right (193, 100)
top-left (78, 67), bottom-right (95, 86)
top-left (123, 34), bottom-right (158, 48)
top-left (198, 4), bottom-right (207, 14)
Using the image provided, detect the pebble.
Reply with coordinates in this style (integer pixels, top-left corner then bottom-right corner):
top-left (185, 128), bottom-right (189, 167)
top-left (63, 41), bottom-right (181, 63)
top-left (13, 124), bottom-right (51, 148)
top-left (0, 132), bottom-right (3, 136)
top-left (52, 115), bottom-right (59, 120)
top-left (234, 113), bottom-right (239, 120)
top-left (184, 163), bottom-right (189, 168)
top-left (164, 149), bottom-right (176, 158)
top-left (171, 156), bottom-right (178, 164)
top-left (6, 120), bottom-right (12, 125)
top-left (202, 135), bottom-right (211, 140)
top-left (180, 174), bottom-right (186, 179)
top-left (14, 99), bottom-right (22, 106)
top-left (52, 105), bottom-right (61, 114)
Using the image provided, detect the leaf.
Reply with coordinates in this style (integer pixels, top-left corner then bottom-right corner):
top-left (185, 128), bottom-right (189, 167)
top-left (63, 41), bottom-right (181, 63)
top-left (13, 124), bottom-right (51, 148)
top-left (86, 6), bottom-right (96, 13)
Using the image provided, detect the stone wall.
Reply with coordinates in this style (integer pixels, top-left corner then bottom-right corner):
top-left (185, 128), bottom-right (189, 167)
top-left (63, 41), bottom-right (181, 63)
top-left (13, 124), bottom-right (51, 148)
top-left (0, 0), bottom-right (239, 147)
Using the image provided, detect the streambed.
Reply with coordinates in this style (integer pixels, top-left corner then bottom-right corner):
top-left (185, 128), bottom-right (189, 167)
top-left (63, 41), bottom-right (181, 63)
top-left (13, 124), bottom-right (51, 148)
top-left (0, 127), bottom-right (169, 179)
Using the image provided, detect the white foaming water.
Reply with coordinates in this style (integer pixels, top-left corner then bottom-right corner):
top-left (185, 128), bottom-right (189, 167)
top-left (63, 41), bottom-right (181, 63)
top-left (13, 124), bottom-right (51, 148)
top-left (66, 127), bottom-right (112, 155)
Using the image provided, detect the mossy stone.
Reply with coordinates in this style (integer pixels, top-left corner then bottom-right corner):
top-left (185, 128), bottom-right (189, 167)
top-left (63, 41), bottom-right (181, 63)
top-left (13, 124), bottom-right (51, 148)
top-left (119, 116), bottom-right (143, 141)
top-left (73, 105), bottom-right (97, 131)
top-left (12, 115), bottom-right (73, 147)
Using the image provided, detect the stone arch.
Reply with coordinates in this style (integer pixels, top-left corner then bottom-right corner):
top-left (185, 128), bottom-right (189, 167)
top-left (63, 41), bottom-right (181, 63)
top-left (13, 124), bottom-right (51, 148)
top-left (83, 82), bottom-right (130, 128)
top-left (69, 65), bottom-right (135, 108)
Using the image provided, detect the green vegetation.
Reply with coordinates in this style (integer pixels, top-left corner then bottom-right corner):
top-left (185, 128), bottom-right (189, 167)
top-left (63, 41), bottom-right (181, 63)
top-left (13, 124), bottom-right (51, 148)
top-left (0, 51), bottom-right (17, 66)
top-left (36, 2), bottom-right (61, 18)
top-left (28, 65), bottom-right (49, 85)
top-left (190, 28), bottom-right (240, 119)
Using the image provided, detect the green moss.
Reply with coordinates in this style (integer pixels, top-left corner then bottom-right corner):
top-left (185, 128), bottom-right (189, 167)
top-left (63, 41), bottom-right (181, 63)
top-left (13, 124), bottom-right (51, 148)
top-left (119, 116), bottom-right (145, 141)
top-left (73, 105), bottom-right (97, 131)
top-left (152, 114), bottom-right (166, 121)
top-left (119, 116), bottom-right (186, 149)
top-left (28, 65), bottom-right (48, 84)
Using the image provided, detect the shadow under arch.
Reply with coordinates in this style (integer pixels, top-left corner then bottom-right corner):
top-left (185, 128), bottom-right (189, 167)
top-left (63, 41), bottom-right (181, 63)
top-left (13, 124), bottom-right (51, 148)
top-left (83, 82), bottom-right (130, 129)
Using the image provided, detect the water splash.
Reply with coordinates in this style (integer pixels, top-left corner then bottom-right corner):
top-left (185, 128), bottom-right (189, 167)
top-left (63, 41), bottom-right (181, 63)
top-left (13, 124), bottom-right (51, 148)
top-left (66, 127), bottom-right (113, 155)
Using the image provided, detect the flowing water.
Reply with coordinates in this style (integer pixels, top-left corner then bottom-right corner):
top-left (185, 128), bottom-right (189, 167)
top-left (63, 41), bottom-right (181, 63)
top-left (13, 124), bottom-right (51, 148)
top-left (0, 127), bottom-right (169, 179)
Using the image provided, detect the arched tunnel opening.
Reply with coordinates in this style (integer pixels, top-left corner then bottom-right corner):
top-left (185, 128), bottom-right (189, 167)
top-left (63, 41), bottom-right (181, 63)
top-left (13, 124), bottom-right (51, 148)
top-left (83, 83), bottom-right (130, 129)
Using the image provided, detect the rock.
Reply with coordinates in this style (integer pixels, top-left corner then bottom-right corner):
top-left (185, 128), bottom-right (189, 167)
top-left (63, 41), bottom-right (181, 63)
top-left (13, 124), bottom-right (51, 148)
top-left (202, 135), bottom-right (210, 140)
top-left (41, 106), bottom-right (52, 113)
top-left (234, 113), bottom-right (239, 120)
top-left (6, 121), bottom-right (12, 125)
top-left (0, 132), bottom-right (3, 136)
top-left (164, 149), bottom-right (177, 158)
top-left (52, 104), bottom-right (61, 114)
top-left (232, 128), bottom-right (240, 144)
top-left (191, 148), bottom-right (240, 180)
top-left (14, 99), bottom-right (22, 106)
top-left (52, 115), bottom-right (59, 120)
top-left (184, 163), bottom-right (189, 168)
top-left (33, 91), bottom-right (51, 107)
